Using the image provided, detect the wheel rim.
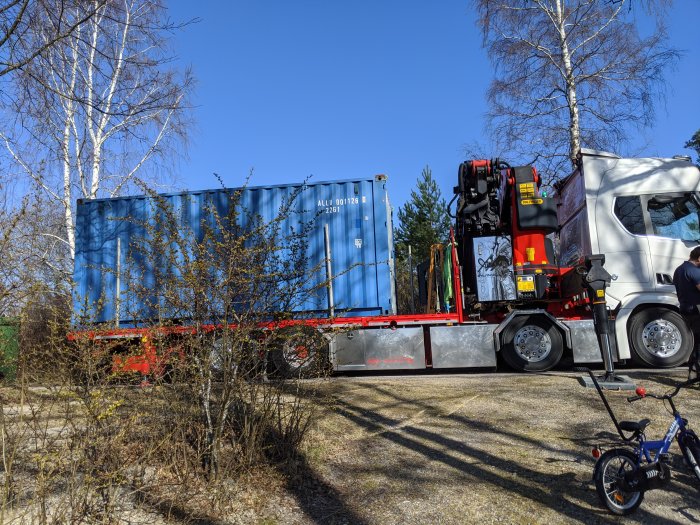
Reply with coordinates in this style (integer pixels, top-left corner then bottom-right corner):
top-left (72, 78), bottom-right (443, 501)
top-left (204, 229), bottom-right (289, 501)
top-left (513, 325), bottom-right (551, 363)
top-left (282, 339), bottom-right (313, 368)
top-left (602, 455), bottom-right (640, 511)
top-left (211, 336), bottom-right (232, 374)
top-left (641, 319), bottom-right (683, 358)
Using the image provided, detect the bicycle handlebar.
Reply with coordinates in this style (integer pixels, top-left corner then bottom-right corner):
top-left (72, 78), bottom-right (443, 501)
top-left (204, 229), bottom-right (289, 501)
top-left (626, 376), bottom-right (700, 403)
top-left (577, 366), bottom-right (698, 442)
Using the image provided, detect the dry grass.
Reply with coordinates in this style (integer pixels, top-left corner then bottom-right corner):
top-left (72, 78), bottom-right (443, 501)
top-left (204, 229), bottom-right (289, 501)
top-left (2, 370), bottom-right (699, 524)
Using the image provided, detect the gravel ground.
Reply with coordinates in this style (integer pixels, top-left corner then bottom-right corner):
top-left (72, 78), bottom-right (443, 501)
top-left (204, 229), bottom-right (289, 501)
top-left (5, 369), bottom-right (699, 524)
top-left (280, 369), bottom-right (700, 525)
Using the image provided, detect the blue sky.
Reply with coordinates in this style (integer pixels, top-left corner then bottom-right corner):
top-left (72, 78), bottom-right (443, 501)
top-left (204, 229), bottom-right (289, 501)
top-left (168, 0), bottom-right (700, 213)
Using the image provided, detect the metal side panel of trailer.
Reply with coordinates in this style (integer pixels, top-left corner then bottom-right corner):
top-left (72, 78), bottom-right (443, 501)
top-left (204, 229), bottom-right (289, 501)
top-left (329, 319), bottom-right (610, 372)
top-left (330, 327), bottom-right (427, 371)
top-left (329, 323), bottom-right (499, 371)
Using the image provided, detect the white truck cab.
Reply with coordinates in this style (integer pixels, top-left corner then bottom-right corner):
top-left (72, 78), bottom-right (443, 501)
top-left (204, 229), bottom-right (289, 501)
top-left (558, 149), bottom-right (700, 367)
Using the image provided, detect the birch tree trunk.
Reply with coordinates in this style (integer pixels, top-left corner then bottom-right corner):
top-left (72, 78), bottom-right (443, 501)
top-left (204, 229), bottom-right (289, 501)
top-left (552, 0), bottom-right (581, 166)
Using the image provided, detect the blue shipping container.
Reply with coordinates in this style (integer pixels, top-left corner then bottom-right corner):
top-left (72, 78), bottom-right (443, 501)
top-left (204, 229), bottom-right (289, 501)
top-left (73, 176), bottom-right (396, 327)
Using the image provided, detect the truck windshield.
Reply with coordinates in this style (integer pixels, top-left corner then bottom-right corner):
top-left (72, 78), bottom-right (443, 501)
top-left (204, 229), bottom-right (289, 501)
top-left (647, 193), bottom-right (700, 241)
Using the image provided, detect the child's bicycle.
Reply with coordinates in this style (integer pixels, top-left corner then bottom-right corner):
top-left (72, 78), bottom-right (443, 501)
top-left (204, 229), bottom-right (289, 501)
top-left (581, 368), bottom-right (700, 515)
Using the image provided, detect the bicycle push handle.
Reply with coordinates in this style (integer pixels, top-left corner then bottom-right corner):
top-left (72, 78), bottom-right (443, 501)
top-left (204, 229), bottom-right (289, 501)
top-left (575, 367), bottom-right (631, 441)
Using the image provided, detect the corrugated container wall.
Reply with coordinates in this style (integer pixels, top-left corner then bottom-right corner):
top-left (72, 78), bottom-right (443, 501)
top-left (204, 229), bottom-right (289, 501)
top-left (73, 177), bottom-right (396, 327)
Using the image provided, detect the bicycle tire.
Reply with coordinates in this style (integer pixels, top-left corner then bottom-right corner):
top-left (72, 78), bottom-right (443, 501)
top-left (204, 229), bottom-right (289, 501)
top-left (678, 431), bottom-right (700, 485)
top-left (594, 448), bottom-right (644, 515)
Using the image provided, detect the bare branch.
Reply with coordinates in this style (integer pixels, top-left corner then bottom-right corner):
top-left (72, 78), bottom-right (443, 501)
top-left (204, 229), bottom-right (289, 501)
top-left (3, 0), bottom-right (193, 264)
top-left (0, 0), bottom-right (108, 78)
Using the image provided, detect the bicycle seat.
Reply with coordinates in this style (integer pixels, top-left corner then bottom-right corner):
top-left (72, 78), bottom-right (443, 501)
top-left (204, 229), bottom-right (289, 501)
top-left (619, 418), bottom-right (651, 433)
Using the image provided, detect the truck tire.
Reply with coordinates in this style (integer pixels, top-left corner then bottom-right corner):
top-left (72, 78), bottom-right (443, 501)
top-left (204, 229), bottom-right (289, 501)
top-left (628, 308), bottom-right (693, 368)
top-left (209, 333), bottom-right (265, 381)
top-left (500, 315), bottom-right (563, 372)
top-left (70, 350), bottom-right (112, 386)
top-left (270, 326), bottom-right (328, 379)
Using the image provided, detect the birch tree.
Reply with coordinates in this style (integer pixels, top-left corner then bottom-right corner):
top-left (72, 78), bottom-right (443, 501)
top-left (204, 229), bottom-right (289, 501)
top-left (475, 0), bottom-right (678, 180)
top-left (3, 0), bottom-right (192, 264)
top-left (0, 0), bottom-right (104, 78)
top-left (0, 1), bottom-right (108, 318)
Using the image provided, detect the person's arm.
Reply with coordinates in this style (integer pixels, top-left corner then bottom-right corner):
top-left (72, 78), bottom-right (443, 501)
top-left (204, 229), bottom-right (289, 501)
top-left (691, 266), bottom-right (700, 292)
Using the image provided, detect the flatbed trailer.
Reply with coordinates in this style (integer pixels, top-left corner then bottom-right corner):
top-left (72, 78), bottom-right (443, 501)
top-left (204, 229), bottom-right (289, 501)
top-left (69, 150), bottom-right (700, 376)
top-left (68, 239), bottom-right (605, 377)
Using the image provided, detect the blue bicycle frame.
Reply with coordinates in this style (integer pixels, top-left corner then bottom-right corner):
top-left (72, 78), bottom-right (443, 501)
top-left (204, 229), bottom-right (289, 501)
top-left (637, 413), bottom-right (686, 464)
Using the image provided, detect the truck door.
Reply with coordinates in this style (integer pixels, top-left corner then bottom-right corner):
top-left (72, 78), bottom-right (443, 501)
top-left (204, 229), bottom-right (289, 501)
top-left (598, 194), bottom-right (653, 298)
top-left (612, 192), bottom-right (700, 368)
top-left (643, 193), bottom-right (700, 290)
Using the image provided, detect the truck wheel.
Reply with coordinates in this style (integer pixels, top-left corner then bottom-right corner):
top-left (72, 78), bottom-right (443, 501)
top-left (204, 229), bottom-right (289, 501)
top-left (628, 308), bottom-right (693, 368)
top-left (210, 334), bottom-right (238, 381)
top-left (500, 315), bottom-right (563, 372)
top-left (70, 350), bottom-right (112, 386)
top-left (270, 326), bottom-right (327, 379)
top-left (210, 333), bottom-right (265, 380)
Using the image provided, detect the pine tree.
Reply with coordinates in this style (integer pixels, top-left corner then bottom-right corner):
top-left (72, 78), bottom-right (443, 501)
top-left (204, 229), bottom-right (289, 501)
top-left (395, 166), bottom-right (452, 263)
top-left (685, 130), bottom-right (700, 167)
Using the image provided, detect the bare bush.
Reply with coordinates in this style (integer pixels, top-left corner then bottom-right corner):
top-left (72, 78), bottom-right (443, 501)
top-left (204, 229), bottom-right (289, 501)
top-left (122, 186), bottom-right (329, 481)
top-left (0, 183), bottom-right (332, 522)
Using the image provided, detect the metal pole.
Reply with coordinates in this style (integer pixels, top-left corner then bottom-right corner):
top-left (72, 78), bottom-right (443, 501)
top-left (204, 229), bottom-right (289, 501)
top-left (324, 224), bottom-right (335, 317)
top-left (408, 245), bottom-right (415, 313)
top-left (385, 191), bottom-right (397, 315)
top-left (115, 237), bottom-right (121, 328)
top-left (600, 331), bottom-right (616, 378)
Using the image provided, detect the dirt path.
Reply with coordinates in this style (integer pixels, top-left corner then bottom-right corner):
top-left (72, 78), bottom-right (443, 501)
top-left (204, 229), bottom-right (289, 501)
top-left (276, 370), bottom-right (700, 525)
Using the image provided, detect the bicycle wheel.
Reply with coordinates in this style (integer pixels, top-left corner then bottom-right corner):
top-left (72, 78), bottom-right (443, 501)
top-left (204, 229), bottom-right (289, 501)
top-left (679, 431), bottom-right (700, 484)
top-left (594, 448), bottom-right (644, 515)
